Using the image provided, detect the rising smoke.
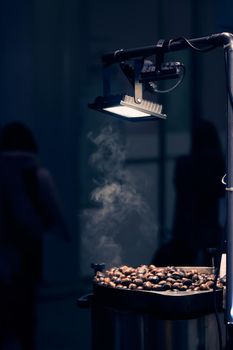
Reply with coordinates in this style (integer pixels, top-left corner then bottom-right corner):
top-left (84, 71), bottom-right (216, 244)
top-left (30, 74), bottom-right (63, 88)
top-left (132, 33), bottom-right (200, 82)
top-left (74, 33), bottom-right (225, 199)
top-left (81, 123), bottom-right (158, 273)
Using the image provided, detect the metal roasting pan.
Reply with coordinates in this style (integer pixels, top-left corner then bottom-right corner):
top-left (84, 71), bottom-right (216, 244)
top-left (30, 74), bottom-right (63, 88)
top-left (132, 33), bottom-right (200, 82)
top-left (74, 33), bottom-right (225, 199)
top-left (92, 266), bottom-right (224, 320)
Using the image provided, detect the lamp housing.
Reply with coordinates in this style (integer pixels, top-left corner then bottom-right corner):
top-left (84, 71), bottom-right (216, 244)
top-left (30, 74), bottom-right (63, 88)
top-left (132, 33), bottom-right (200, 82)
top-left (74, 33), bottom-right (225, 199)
top-left (89, 94), bottom-right (167, 121)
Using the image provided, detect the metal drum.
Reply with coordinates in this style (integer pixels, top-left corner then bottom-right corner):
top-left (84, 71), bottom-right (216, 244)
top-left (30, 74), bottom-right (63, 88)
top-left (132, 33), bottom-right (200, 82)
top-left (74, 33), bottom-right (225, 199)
top-left (91, 302), bottom-right (225, 350)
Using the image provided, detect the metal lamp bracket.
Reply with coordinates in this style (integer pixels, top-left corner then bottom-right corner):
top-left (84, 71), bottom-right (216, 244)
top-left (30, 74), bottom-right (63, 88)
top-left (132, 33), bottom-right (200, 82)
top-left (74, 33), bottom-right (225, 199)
top-left (134, 59), bottom-right (144, 103)
top-left (133, 40), bottom-right (166, 104)
top-left (155, 39), bottom-right (165, 71)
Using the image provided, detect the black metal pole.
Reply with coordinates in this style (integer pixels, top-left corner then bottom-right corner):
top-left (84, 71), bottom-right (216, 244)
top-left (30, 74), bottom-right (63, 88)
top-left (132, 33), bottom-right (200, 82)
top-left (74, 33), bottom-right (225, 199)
top-left (102, 32), bottom-right (233, 65)
top-left (225, 40), bottom-right (233, 348)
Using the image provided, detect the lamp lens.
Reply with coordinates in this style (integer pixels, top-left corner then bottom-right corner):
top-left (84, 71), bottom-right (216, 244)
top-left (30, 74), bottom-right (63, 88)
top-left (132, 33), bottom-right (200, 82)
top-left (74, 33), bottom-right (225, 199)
top-left (104, 106), bottom-right (150, 118)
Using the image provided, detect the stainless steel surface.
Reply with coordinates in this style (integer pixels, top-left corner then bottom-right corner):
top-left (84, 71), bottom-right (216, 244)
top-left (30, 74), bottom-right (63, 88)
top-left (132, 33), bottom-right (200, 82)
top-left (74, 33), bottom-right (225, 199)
top-left (92, 303), bottom-right (225, 350)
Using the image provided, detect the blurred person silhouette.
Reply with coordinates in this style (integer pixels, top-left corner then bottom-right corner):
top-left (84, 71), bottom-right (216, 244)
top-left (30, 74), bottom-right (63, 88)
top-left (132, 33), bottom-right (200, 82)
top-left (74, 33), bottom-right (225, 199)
top-left (0, 121), bottom-right (69, 350)
top-left (153, 119), bottom-right (225, 266)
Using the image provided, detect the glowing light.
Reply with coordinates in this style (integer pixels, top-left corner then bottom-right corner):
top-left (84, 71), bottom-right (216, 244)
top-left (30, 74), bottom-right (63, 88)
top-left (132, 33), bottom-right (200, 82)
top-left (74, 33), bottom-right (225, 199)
top-left (104, 106), bottom-right (150, 118)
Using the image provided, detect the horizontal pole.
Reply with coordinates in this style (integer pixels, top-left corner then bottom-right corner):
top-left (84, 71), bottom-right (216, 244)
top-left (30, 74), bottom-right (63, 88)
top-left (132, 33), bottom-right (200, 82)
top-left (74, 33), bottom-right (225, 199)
top-left (102, 32), bottom-right (233, 64)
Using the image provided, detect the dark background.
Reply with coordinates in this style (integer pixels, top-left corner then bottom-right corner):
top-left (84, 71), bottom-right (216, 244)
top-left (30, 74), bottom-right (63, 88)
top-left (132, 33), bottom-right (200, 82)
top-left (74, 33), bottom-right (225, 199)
top-left (0, 0), bottom-right (232, 349)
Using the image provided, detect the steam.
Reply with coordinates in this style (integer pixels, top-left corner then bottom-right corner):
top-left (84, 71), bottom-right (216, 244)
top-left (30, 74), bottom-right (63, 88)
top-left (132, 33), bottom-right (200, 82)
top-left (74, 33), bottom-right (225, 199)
top-left (81, 123), bottom-right (158, 273)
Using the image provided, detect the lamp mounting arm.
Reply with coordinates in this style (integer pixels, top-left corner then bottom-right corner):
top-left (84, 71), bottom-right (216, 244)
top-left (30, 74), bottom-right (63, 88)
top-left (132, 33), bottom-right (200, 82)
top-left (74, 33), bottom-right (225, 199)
top-left (155, 39), bottom-right (165, 71)
top-left (134, 59), bottom-right (143, 103)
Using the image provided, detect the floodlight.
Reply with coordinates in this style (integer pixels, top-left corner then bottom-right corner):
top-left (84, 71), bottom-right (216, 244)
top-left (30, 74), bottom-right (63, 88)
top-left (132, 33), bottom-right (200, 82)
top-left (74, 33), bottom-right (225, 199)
top-left (89, 44), bottom-right (186, 121)
top-left (89, 94), bottom-right (166, 121)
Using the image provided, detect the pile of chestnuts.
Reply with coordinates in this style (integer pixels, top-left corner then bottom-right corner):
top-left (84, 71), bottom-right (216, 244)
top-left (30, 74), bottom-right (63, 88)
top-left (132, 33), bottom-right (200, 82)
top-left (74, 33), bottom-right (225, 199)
top-left (94, 265), bottom-right (226, 292)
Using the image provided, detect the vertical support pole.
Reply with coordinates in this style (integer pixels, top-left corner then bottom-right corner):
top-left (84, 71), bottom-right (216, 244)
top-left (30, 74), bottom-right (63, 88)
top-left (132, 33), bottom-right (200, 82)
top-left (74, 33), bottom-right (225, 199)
top-left (225, 41), bottom-right (233, 348)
